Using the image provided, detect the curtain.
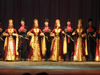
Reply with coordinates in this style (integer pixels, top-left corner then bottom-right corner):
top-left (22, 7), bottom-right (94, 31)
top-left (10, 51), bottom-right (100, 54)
top-left (0, 0), bottom-right (99, 30)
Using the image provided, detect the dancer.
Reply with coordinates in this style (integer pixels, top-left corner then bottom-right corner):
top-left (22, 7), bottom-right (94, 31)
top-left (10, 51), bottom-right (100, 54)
top-left (27, 19), bottom-right (45, 61)
top-left (85, 18), bottom-right (96, 61)
top-left (42, 18), bottom-right (51, 61)
top-left (93, 21), bottom-right (100, 61)
top-left (18, 18), bottom-right (29, 61)
top-left (3, 19), bottom-right (19, 61)
top-left (63, 19), bottom-right (74, 61)
top-left (50, 19), bottom-right (64, 61)
top-left (72, 19), bottom-right (88, 61)
top-left (0, 19), bottom-right (4, 60)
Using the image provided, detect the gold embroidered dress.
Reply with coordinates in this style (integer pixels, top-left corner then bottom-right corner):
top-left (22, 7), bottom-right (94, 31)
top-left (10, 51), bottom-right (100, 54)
top-left (27, 28), bottom-right (45, 61)
top-left (95, 24), bottom-right (100, 61)
top-left (3, 28), bottom-right (19, 61)
top-left (50, 28), bottom-right (64, 61)
top-left (73, 28), bottom-right (87, 61)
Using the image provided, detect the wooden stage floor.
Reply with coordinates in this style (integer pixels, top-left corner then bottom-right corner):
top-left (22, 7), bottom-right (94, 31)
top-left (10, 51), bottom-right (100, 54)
top-left (0, 61), bottom-right (100, 75)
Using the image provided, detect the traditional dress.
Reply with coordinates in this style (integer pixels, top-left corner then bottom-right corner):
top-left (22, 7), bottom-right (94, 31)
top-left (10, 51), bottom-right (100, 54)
top-left (73, 28), bottom-right (88, 61)
top-left (42, 26), bottom-right (51, 60)
top-left (27, 28), bottom-right (45, 61)
top-left (18, 25), bottom-right (29, 61)
top-left (95, 30), bottom-right (100, 61)
top-left (63, 26), bottom-right (74, 61)
top-left (3, 28), bottom-right (19, 61)
top-left (50, 28), bottom-right (64, 61)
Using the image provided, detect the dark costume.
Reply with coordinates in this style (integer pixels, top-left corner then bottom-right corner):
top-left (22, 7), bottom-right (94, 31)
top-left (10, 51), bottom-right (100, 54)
top-left (42, 19), bottom-right (51, 60)
top-left (42, 26), bottom-right (51, 60)
top-left (85, 19), bottom-right (96, 61)
top-left (0, 26), bottom-right (4, 59)
top-left (18, 25), bottom-right (29, 61)
top-left (63, 26), bottom-right (74, 61)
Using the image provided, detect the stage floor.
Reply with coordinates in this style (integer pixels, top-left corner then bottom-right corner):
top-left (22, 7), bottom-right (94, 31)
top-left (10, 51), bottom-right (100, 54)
top-left (0, 61), bottom-right (100, 75)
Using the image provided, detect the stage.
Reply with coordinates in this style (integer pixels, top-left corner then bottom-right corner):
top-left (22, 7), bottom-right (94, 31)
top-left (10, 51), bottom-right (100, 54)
top-left (0, 61), bottom-right (100, 75)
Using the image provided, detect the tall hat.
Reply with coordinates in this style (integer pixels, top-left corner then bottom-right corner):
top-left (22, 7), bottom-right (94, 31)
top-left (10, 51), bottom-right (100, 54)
top-left (88, 18), bottom-right (93, 22)
top-left (54, 19), bottom-right (60, 28)
top-left (21, 18), bottom-right (25, 22)
top-left (33, 19), bottom-right (38, 24)
top-left (78, 19), bottom-right (82, 24)
top-left (45, 18), bottom-right (49, 22)
top-left (55, 19), bottom-right (60, 24)
top-left (9, 19), bottom-right (13, 23)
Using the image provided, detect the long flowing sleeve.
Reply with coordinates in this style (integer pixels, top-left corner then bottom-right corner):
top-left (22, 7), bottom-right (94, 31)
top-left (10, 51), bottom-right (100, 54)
top-left (83, 29), bottom-right (88, 56)
top-left (27, 29), bottom-right (34, 47)
top-left (14, 29), bottom-right (19, 56)
top-left (63, 30), bottom-right (67, 54)
top-left (3, 29), bottom-right (8, 50)
top-left (40, 29), bottom-right (46, 56)
top-left (50, 29), bottom-right (55, 52)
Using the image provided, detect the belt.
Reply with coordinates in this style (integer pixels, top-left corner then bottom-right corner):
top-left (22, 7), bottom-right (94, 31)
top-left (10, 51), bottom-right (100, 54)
top-left (9, 35), bottom-right (13, 37)
top-left (55, 35), bottom-right (59, 37)
top-left (35, 35), bottom-right (38, 38)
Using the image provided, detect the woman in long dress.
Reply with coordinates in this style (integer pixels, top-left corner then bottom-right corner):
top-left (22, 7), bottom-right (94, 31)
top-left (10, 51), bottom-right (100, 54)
top-left (27, 19), bottom-right (45, 61)
top-left (72, 19), bottom-right (88, 61)
top-left (3, 19), bottom-right (19, 61)
top-left (50, 19), bottom-right (64, 61)
top-left (94, 21), bottom-right (100, 61)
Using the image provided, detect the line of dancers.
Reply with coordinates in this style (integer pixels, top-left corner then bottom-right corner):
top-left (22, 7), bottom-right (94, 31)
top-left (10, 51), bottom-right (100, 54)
top-left (0, 18), bottom-right (99, 62)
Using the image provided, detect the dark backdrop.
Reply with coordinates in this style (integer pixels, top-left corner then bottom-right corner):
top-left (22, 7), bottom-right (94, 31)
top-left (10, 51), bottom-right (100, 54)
top-left (0, 0), bottom-right (100, 30)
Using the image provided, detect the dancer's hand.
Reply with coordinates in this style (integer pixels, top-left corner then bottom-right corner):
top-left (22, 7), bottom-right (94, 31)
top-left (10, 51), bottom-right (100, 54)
top-left (5, 33), bottom-right (9, 36)
top-left (72, 32), bottom-right (75, 35)
top-left (12, 33), bottom-right (16, 36)
top-left (62, 31), bottom-right (65, 34)
top-left (93, 34), bottom-right (96, 37)
top-left (40, 33), bottom-right (44, 36)
top-left (82, 34), bottom-right (84, 37)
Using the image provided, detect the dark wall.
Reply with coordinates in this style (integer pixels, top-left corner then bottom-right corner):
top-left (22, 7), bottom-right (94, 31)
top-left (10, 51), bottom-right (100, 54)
top-left (0, 0), bottom-right (100, 30)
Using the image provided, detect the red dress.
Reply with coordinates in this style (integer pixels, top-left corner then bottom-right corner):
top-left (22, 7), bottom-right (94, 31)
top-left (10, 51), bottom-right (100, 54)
top-left (95, 30), bottom-right (100, 61)
top-left (73, 28), bottom-right (87, 61)
top-left (50, 28), bottom-right (64, 61)
top-left (3, 28), bottom-right (19, 61)
top-left (27, 28), bottom-right (44, 61)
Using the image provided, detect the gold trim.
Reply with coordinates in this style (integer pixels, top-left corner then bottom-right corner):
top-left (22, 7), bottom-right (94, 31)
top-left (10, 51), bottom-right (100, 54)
top-left (41, 35), bottom-right (46, 56)
top-left (63, 35), bottom-right (67, 54)
top-left (85, 35), bottom-right (88, 55)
